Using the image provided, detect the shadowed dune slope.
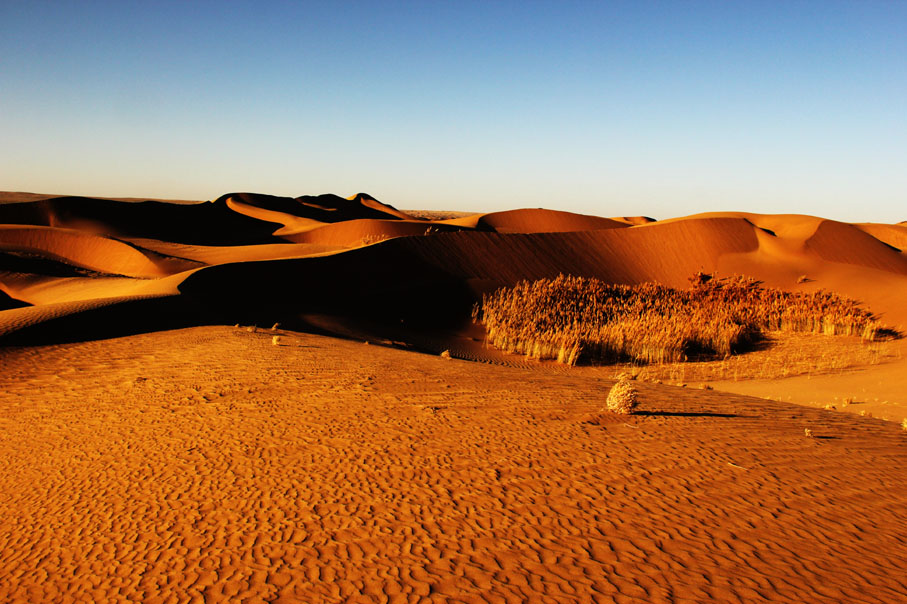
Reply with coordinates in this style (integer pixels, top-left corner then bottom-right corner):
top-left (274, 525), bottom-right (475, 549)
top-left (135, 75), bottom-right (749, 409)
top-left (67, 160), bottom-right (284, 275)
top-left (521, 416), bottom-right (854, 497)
top-left (0, 191), bottom-right (202, 205)
top-left (475, 208), bottom-right (630, 233)
top-left (436, 208), bottom-right (633, 232)
top-left (0, 197), bottom-right (282, 245)
top-left (0, 294), bottom-right (182, 340)
top-left (118, 239), bottom-right (344, 265)
top-left (0, 225), bottom-right (192, 278)
top-left (611, 215), bottom-right (657, 226)
top-left (0, 192), bottom-right (419, 246)
top-left (855, 223), bottom-right (907, 253)
top-left (216, 192), bottom-right (417, 224)
top-left (392, 217), bottom-right (758, 288)
top-left (805, 220), bottom-right (907, 275)
top-left (0, 289), bottom-right (29, 311)
top-left (2, 193), bottom-right (907, 344)
top-left (281, 219), bottom-right (465, 246)
top-left (176, 218), bottom-right (761, 329)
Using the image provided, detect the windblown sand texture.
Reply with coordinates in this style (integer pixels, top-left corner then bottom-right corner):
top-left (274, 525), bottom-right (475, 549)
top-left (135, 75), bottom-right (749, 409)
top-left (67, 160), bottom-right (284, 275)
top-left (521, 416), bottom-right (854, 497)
top-left (2, 191), bottom-right (907, 601)
top-left (3, 327), bottom-right (907, 603)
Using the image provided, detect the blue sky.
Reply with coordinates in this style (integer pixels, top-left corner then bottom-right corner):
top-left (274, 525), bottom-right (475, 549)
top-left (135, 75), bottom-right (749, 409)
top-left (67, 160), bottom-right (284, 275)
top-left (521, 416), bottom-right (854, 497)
top-left (1, 1), bottom-right (904, 221)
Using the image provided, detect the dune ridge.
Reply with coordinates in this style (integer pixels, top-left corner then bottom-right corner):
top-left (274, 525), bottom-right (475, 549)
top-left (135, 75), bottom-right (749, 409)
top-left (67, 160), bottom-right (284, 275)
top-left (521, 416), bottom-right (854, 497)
top-left (2, 191), bottom-right (905, 340)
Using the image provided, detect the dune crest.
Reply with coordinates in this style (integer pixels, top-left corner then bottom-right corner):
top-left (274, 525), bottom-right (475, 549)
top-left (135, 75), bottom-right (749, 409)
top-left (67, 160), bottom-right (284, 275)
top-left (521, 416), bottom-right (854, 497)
top-left (2, 191), bottom-right (905, 340)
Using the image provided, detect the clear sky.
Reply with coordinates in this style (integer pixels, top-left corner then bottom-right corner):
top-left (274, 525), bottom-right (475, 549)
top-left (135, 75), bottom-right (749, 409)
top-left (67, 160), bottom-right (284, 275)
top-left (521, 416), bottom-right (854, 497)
top-left (1, 1), bottom-right (904, 221)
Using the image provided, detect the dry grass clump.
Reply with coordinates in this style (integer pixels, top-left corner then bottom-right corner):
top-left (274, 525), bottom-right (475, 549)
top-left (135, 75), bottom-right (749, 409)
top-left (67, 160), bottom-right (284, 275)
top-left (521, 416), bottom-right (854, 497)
top-left (606, 379), bottom-right (638, 414)
top-left (477, 273), bottom-right (883, 366)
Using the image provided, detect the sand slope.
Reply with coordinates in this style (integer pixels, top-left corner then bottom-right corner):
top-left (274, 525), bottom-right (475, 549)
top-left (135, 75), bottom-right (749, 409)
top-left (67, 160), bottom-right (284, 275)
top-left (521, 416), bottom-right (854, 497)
top-left (474, 208), bottom-right (630, 233)
top-left (4, 192), bottom-right (907, 601)
top-left (0, 225), bottom-right (189, 278)
top-left (0, 196), bottom-right (280, 245)
top-left (2, 190), bottom-right (906, 372)
top-left (856, 223), bottom-right (907, 251)
top-left (1, 326), bottom-right (905, 602)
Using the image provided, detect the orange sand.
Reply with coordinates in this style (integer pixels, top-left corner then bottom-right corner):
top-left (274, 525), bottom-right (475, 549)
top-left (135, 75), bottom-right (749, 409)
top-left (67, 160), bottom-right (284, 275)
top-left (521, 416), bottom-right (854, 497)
top-left (2, 326), bottom-right (906, 602)
top-left (2, 191), bottom-right (907, 601)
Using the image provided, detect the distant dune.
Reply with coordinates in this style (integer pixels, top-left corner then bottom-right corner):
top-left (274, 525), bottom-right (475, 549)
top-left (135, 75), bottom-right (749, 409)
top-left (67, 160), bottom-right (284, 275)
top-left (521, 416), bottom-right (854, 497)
top-left (2, 190), bottom-right (906, 342)
top-left (6, 190), bottom-right (904, 422)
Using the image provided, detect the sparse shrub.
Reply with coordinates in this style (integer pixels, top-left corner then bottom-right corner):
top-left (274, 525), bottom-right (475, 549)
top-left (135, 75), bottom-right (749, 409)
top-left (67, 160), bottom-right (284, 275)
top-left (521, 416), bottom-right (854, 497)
top-left (477, 273), bottom-right (884, 366)
top-left (606, 379), bottom-right (638, 414)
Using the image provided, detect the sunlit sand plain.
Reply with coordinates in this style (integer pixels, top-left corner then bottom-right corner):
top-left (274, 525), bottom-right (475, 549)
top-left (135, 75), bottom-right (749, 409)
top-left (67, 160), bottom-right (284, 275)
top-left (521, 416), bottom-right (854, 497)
top-left (2, 191), bottom-right (906, 602)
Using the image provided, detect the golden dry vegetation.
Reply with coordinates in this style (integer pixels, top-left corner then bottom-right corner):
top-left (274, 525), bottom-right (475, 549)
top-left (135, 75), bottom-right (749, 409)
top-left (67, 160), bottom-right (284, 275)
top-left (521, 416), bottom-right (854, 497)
top-left (613, 331), bottom-right (899, 384)
top-left (605, 378), bottom-right (639, 414)
top-left (477, 273), bottom-right (884, 365)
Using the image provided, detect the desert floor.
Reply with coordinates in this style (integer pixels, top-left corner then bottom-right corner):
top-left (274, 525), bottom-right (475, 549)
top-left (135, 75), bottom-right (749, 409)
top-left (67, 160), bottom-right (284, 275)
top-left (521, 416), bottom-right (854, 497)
top-left (2, 325), bottom-right (906, 603)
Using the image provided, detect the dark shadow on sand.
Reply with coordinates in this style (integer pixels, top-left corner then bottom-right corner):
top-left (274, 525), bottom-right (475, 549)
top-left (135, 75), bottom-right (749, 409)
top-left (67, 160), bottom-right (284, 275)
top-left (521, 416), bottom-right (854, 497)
top-left (635, 411), bottom-right (741, 418)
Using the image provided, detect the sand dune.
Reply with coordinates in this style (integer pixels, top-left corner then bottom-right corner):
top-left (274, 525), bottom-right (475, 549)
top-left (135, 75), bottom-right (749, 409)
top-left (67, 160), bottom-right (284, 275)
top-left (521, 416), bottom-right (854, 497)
top-left (219, 191), bottom-right (416, 224)
top-left (855, 223), bottom-right (907, 251)
top-left (611, 215), bottom-right (657, 225)
top-left (0, 224), bottom-right (189, 278)
top-left (2, 192), bottom-right (905, 341)
top-left (474, 207), bottom-right (630, 233)
top-left (119, 238), bottom-right (345, 265)
top-left (3, 191), bottom-right (907, 601)
top-left (281, 218), bottom-right (464, 247)
top-left (436, 207), bottom-right (632, 233)
top-left (806, 219), bottom-right (907, 274)
top-left (0, 196), bottom-right (280, 245)
top-left (0, 288), bottom-right (28, 311)
top-left (0, 191), bottom-right (202, 205)
top-left (168, 217), bottom-right (766, 340)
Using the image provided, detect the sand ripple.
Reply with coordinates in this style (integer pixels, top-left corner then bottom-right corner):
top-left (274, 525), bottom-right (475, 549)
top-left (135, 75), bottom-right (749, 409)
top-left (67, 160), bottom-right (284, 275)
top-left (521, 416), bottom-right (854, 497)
top-left (2, 326), bottom-right (906, 602)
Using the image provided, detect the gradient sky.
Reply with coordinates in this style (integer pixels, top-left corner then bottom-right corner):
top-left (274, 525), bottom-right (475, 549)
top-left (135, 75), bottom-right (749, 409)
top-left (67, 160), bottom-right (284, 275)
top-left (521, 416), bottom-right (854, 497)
top-left (1, 1), bottom-right (904, 221)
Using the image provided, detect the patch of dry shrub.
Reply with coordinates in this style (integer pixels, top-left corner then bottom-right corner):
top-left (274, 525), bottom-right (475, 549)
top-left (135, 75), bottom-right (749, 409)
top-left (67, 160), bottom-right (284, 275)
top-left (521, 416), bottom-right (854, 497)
top-left (477, 273), bottom-right (882, 365)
